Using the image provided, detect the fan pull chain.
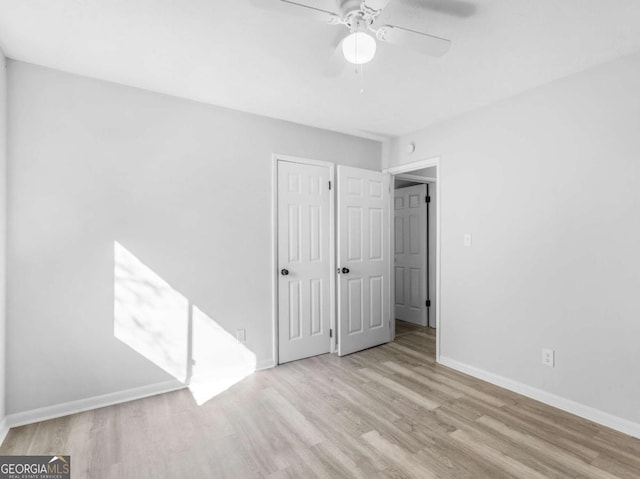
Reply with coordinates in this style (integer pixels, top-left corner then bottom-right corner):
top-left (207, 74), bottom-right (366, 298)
top-left (352, 25), bottom-right (365, 94)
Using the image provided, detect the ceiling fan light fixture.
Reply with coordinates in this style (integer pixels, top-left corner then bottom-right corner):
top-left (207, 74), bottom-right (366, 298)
top-left (342, 31), bottom-right (377, 65)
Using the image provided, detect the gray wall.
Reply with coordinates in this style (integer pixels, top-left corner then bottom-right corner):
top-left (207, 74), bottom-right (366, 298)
top-left (0, 50), bottom-right (6, 422)
top-left (7, 61), bottom-right (381, 414)
top-left (389, 51), bottom-right (640, 425)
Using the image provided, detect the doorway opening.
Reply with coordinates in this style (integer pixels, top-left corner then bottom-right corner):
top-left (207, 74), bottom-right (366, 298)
top-left (385, 157), bottom-right (440, 361)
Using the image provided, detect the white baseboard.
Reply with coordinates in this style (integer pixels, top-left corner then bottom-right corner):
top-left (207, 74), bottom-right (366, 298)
top-left (0, 416), bottom-right (9, 445)
top-left (256, 358), bottom-right (275, 370)
top-left (6, 379), bottom-right (186, 429)
top-left (438, 355), bottom-right (640, 440)
top-left (4, 360), bottom-right (276, 434)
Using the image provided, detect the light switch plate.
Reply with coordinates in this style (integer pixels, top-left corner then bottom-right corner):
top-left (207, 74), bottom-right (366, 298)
top-left (236, 329), bottom-right (246, 343)
top-left (464, 233), bottom-right (472, 247)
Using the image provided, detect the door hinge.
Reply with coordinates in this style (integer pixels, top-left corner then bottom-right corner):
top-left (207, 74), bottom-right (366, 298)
top-left (328, 181), bottom-right (332, 190)
top-left (329, 329), bottom-right (333, 338)
top-left (426, 300), bottom-right (431, 307)
top-left (426, 196), bottom-right (431, 203)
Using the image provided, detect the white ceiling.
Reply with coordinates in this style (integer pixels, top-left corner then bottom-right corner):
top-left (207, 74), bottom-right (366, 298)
top-left (1, 0), bottom-right (640, 139)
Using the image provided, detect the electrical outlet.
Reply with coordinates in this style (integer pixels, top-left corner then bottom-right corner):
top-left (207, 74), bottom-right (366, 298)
top-left (464, 233), bottom-right (472, 247)
top-left (542, 348), bottom-right (554, 367)
top-left (236, 329), bottom-right (246, 343)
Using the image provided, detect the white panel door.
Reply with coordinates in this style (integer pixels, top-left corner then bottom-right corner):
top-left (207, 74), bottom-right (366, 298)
top-left (337, 166), bottom-right (390, 356)
top-left (278, 160), bottom-right (331, 364)
top-left (394, 184), bottom-right (427, 325)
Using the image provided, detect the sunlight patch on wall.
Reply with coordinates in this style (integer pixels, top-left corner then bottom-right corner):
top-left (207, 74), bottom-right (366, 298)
top-left (114, 241), bottom-right (256, 405)
top-left (114, 242), bottom-right (189, 382)
top-left (190, 305), bottom-right (256, 406)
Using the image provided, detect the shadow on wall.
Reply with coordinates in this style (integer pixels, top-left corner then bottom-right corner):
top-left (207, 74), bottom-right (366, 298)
top-left (113, 242), bottom-right (256, 405)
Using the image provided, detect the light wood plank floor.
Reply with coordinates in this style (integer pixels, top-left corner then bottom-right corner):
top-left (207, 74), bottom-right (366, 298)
top-left (395, 319), bottom-right (429, 337)
top-left (3, 321), bottom-right (640, 478)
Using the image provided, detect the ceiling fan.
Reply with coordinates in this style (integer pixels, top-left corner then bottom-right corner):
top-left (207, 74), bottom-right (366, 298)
top-left (251, 0), bottom-right (452, 67)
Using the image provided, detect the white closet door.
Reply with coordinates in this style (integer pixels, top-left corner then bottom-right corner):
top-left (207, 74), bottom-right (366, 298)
top-left (278, 160), bottom-right (331, 364)
top-left (337, 166), bottom-right (390, 356)
top-left (394, 184), bottom-right (428, 326)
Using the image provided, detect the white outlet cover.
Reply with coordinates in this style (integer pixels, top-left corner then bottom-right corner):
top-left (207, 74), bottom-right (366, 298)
top-left (464, 233), bottom-right (472, 247)
top-left (542, 348), bottom-right (555, 367)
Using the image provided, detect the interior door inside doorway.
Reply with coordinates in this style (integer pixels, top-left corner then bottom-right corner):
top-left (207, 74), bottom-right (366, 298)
top-left (394, 184), bottom-right (428, 326)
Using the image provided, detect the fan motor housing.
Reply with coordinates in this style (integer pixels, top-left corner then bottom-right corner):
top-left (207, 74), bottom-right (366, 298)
top-left (339, 0), bottom-right (363, 17)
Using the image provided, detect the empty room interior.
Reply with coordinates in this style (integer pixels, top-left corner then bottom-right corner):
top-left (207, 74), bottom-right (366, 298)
top-left (0, 0), bottom-right (639, 477)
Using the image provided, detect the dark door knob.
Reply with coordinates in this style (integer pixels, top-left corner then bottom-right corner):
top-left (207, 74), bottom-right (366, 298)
top-left (341, 267), bottom-right (350, 274)
top-left (281, 269), bottom-right (289, 276)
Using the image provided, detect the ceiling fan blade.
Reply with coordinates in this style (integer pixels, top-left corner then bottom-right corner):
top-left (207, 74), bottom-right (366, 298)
top-left (377, 24), bottom-right (451, 57)
top-left (363, 0), bottom-right (392, 11)
top-left (250, 0), bottom-right (339, 23)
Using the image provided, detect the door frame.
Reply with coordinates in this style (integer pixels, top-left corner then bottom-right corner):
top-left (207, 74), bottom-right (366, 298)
top-left (383, 156), bottom-right (441, 362)
top-left (271, 154), bottom-right (337, 366)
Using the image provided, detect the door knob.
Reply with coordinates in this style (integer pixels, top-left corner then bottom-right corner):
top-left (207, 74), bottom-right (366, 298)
top-left (281, 269), bottom-right (289, 276)
top-left (341, 267), bottom-right (350, 274)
